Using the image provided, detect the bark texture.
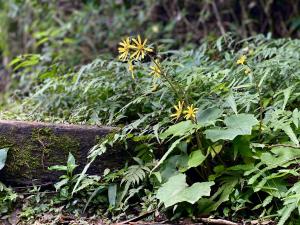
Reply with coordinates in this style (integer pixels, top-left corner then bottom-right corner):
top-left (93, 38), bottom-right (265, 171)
top-left (0, 120), bottom-right (125, 185)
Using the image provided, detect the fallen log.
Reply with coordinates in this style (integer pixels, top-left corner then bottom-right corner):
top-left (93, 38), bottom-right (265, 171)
top-left (0, 120), bottom-right (126, 185)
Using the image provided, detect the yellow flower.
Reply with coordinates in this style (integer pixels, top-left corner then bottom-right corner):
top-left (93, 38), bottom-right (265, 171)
top-left (237, 55), bottom-right (247, 65)
top-left (170, 101), bottom-right (184, 120)
top-left (184, 104), bottom-right (198, 120)
top-left (128, 60), bottom-right (135, 79)
top-left (245, 67), bottom-right (251, 75)
top-left (150, 60), bottom-right (161, 78)
top-left (118, 37), bottom-right (132, 61)
top-left (131, 35), bottom-right (153, 60)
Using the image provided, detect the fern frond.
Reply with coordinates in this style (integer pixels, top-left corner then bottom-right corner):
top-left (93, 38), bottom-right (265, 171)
top-left (121, 164), bottom-right (150, 187)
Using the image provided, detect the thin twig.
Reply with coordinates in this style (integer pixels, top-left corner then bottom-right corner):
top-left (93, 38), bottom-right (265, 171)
top-left (240, 1), bottom-right (255, 37)
top-left (19, 190), bottom-right (57, 196)
top-left (211, 1), bottom-right (226, 38)
top-left (265, 144), bottom-right (300, 149)
top-left (13, 182), bottom-right (53, 190)
top-left (250, 219), bottom-right (274, 224)
top-left (117, 210), bottom-right (155, 225)
top-left (124, 220), bottom-right (170, 225)
top-left (199, 217), bottom-right (239, 225)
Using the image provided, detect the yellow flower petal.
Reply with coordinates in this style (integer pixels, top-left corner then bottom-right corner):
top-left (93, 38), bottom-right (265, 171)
top-left (237, 55), bottom-right (247, 65)
top-left (170, 101), bottom-right (185, 120)
top-left (118, 37), bottom-right (132, 61)
top-left (183, 104), bottom-right (198, 121)
top-left (130, 35), bottom-right (153, 60)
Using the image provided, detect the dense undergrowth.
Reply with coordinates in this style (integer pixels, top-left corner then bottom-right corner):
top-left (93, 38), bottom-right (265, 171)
top-left (2, 0), bottom-right (300, 70)
top-left (1, 34), bottom-right (300, 224)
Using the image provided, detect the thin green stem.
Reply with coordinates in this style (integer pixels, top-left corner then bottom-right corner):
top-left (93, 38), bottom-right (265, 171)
top-left (195, 131), bottom-right (203, 149)
top-left (151, 56), bottom-right (208, 177)
top-left (151, 56), bottom-right (187, 103)
top-left (153, 58), bottom-right (204, 152)
top-left (253, 73), bottom-right (264, 140)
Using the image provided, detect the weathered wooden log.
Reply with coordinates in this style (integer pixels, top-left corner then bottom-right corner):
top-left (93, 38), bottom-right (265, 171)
top-left (0, 120), bottom-right (126, 185)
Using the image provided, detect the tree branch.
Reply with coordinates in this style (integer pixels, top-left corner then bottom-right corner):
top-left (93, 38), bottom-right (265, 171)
top-left (211, 1), bottom-right (226, 37)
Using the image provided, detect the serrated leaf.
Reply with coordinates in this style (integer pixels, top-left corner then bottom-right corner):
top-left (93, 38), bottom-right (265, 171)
top-left (208, 177), bottom-right (238, 212)
top-left (292, 108), bottom-right (299, 128)
top-left (278, 203), bottom-right (297, 225)
top-left (282, 86), bottom-right (292, 110)
top-left (262, 195), bottom-right (273, 207)
top-left (282, 125), bottom-right (299, 146)
top-left (261, 147), bottom-right (300, 167)
top-left (226, 94), bottom-right (237, 114)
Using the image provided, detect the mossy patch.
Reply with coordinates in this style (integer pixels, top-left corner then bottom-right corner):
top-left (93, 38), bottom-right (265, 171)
top-left (0, 127), bottom-right (80, 181)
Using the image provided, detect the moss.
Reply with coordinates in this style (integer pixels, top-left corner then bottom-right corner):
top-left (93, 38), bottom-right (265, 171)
top-left (31, 128), bottom-right (80, 164)
top-left (0, 127), bottom-right (80, 180)
top-left (0, 136), bottom-right (37, 179)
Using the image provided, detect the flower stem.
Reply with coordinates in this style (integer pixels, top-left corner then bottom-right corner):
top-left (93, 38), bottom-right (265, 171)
top-left (252, 74), bottom-right (264, 140)
top-left (151, 56), bottom-right (187, 102)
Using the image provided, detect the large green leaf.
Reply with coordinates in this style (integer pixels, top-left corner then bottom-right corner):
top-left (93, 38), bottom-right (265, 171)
top-left (205, 129), bottom-right (239, 142)
top-left (224, 114), bottom-right (258, 132)
top-left (188, 150), bottom-right (206, 168)
top-left (156, 173), bottom-right (214, 208)
top-left (204, 114), bottom-right (258, 142)
top-left (67, 152), bottom-right (77, 174)
top-left (160, 120), bottom-right (196, 140)
top-left (0, 148), bottom-right (8, 171)
top-left (196, 107), bottom-right (223, 126)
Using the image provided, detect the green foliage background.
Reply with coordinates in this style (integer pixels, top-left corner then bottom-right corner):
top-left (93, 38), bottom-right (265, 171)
top-left (2, 0), bottom-right (300, 68)
top-left (1, 1), bottom-right (300, 224)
